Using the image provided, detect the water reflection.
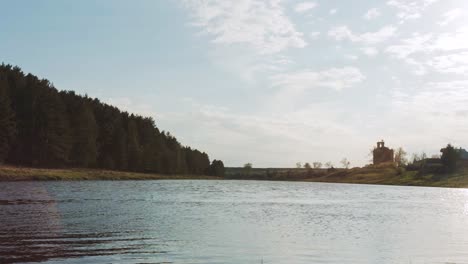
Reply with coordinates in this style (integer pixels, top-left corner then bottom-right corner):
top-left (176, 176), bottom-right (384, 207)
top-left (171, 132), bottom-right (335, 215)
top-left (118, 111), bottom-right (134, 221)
top-left (0, 183), bottom-right (166, 264)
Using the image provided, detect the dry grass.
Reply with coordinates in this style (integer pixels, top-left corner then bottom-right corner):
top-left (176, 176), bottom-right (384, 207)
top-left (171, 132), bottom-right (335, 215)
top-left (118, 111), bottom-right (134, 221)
top-left (305, 164), bottom-right (468, 188)
top-left (0, 165), bottom-right (222, 181)
top-left (2, 164), bottom-right (468, 188)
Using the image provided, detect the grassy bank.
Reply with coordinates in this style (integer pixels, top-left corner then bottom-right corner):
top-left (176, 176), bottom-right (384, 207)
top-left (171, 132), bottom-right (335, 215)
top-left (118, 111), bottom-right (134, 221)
top-left (226, 164), bottom-right (468, 188)
top-left (2, 165), bottom-right (468, 188)
top-left (0, 165), bottom-right (222, 181)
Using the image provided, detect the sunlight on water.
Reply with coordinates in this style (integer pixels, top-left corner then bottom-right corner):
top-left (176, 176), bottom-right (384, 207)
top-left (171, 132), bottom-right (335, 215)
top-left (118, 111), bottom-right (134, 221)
top-left (1, 181), bottom-right (468, 264)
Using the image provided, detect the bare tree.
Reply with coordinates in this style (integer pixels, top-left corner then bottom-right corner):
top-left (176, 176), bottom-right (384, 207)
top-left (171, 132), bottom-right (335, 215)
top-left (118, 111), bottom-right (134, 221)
top-left (313, 162), bottom-right (322, 169)
top-left (325, 161), bottom-right (333, 168)
top-left (340, 158), bottom-right (350, 169)
top-left (420, 152), bottom-right (427, 160)
top-left (394, 147), bottom-right (408, 167)
top-left (304, 162), bottom-right (311, 169)
top-left (296, 162), bottom-right (302, 168)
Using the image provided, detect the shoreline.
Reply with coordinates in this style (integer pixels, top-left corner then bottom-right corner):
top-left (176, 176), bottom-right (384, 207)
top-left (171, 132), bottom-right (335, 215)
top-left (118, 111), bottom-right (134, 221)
top-left (0, 165), bottom-right (222, 181)
top-left (1, 165), bottom-right (468, 188)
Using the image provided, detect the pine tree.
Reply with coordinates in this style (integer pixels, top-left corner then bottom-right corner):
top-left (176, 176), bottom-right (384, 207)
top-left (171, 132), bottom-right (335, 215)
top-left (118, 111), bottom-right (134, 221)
top-left (32, 86), bottom-right (71, 167)
top-left (0, 74), bottom-right (16, 163)
top-left (70, 102), bottom-right (98, 167)
top-left (127, 118), bottom-right (142, 171)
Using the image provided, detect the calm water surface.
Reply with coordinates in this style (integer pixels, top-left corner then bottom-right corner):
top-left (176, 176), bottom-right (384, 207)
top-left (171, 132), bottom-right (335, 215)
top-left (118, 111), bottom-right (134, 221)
top-left (1, 180), bottom-right (468, 264)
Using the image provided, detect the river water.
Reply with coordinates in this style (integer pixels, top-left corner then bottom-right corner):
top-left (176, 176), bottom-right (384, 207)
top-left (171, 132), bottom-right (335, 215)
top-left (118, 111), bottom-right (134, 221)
top-left (1, 180), bottom-right (468, 264)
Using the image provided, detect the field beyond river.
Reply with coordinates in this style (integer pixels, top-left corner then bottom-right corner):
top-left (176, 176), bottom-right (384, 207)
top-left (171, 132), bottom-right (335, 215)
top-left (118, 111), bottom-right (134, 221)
top-left (1, 164), bottom-right (468, 188)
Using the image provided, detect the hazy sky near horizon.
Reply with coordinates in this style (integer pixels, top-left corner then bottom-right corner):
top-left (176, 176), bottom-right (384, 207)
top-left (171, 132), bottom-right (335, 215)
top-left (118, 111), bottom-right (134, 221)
top-left (2, 0), bottom-right (468, 167)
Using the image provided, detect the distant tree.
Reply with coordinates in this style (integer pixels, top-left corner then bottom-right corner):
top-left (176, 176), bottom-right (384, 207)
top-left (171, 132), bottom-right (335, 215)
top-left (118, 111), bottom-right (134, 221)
top-left (312, 162), bottom-right (322, 169)
top-left (208, 159), bottom-right (225, 177)
top-left (394, 147), bottom-right (408, 167)
top-left (304, 162), bottom-right (311, 169)
top-left (411, 153), bottom-right (421, 164)
top-left (340, 158), bottom-right (350, 169)
top-left (296, 162), bottom-right (302, 168)
top-left (421, 152), bottom-right (427, 160)
top-left (431, 154), bottom-right (441, 159)
top-left (0, 74), bottom-right (16, 163)
top-left (441, 144), bottom-right (459, 173)
top-left (243, 163), bottom-right (252, 175)
top-left (325, 161), bottom-right (333, 168)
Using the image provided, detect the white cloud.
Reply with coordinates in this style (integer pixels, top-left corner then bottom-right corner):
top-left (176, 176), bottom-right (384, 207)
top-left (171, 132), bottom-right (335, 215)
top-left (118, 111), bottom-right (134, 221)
top-left (361, 47), bottom-right (379, 56)
top-left (438, 8), bottom-right (463, 26)
top-left (270, 67), bottom-right (365, 91)
top-left (363, 8), bottom-right (381, 20)
top-left (310, 31), bottom-right (321, 39)
top-left (386, 29), bottom-right (468, 75)
top-left (431, 26), bottom-right (468, 51)
top-left (327, 26), bottom-right (353, 41)
top-left (345, 54), bottom-right (359, 60)
top-left (385, 33), bottom-right (432, 59)
top-left (426, 52), bottom-right (468, 75)
top-left (182, 0), bottom-right (306, 54)
top-left (294, 1), bottom-right (317, 13)
top-left (328, 25), bottom-right (397, 44)
top-left (386, 0), bottom-right (439, 23)
top-left (329, 9), bottom-right (337, 15)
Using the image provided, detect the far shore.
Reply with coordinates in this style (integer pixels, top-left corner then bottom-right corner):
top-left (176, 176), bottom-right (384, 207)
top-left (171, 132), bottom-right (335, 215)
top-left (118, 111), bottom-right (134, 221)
top-left (0, 165), bottom-right (222, 181)
top-left (1, 165), bottom-right (468, 189)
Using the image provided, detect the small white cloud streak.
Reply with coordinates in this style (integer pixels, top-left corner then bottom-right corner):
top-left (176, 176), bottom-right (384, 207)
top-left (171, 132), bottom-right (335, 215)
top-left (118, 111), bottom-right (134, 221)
top-left (310, 31), bottom-right (321, 39)
top-left (386, 0), bottom-right (440, 23)
top-left (361, 47), bottom-right (379, 56)
top-left (328, 25), bottom-right (397, 44)
top-left (270, 67), bottom-right (366, 91)
top-left (438, 8), bottom-right (463, 26)
top-left (363, 8), bottom-right (381, 20)
top-left (294, 1), bottom-right (317, 13)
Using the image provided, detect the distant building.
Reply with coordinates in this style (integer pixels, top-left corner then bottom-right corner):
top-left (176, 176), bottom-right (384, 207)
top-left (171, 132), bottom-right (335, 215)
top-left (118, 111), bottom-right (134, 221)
top-left (373, 140), bottom-right (394, 165)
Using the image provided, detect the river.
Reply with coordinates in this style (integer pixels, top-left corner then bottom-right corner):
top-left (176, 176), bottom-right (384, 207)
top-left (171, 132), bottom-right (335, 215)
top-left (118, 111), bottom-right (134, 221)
top-left (1, 180), bottom-right (468, 263)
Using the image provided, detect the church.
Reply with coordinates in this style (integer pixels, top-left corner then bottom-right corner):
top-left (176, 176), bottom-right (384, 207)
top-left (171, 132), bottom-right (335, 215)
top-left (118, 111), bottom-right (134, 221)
top-left (373, 140), bottom-right (394, 165)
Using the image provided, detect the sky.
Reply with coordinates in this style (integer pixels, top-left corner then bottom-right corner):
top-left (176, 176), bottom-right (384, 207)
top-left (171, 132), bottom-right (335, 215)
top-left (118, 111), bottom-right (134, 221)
top-left (1, 0), bottom-right (468, 168)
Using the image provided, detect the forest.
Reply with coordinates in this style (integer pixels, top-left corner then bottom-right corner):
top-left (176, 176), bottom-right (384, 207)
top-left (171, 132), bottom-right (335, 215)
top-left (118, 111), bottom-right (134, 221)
top-left (0, 64), bottom-right (224, 176)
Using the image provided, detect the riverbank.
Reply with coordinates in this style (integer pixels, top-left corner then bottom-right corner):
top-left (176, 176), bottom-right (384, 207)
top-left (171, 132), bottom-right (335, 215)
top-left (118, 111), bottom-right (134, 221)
top-left (1, 165), bottom-right (468, 188)
top-left (225, 164), bottom-right (468, 188)
top-left (0, 165), bottom-right (222, 181)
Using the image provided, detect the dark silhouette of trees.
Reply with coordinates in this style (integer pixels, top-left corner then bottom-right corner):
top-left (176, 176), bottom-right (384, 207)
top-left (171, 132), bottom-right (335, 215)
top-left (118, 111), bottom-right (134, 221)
top-left (0, 73), bottom-right (16, 163)
top-left (0, 63), bottom-right (223, 175)
top-left (208, 159), bottom-right (225, 177)
top-left (441, 144), bottom-right (459, 173)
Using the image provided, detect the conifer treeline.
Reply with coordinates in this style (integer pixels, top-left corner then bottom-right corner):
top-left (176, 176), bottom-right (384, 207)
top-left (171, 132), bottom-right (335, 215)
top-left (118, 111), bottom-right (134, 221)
top-left (0, 64), bottom-right (224, 176)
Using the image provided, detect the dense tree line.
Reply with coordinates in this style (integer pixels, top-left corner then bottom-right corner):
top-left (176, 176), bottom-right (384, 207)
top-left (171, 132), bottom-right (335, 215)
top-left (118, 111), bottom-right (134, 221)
top-left (0, 64), bottom-right (224, 176)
